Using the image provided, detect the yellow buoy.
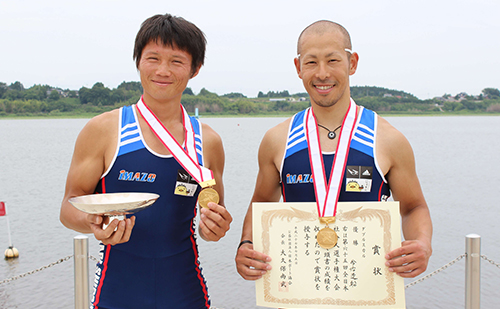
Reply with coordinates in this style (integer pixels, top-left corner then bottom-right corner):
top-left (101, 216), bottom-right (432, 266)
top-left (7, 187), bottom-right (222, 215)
top-left (4, 246), bottom-right (19, 259)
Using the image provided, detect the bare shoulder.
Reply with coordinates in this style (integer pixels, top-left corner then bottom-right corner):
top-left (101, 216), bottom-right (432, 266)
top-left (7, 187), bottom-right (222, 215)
top-left (64, 109), bottom-right (120, 198)
top-left (81, 109), bottom-right (120, 140)
top-left (261, 118), bottom-right (290, 148)
top-left (75, 109), bottom-right (120, 164)
top-left (259, 118), bottom-right (291, 168)
top-left (200, 122), bottom-right (224, 159)
top-left (200, 122), bottom-right (225, 170)
top-left (201, 122), bottom-right (222, 144)
top-left (377, 116), bottom-right (410, 147)
top-left (376, 116), bottom-right (415, 175)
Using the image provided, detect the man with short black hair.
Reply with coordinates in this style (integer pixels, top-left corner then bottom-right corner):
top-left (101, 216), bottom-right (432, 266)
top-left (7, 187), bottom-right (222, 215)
top-left (60, 13), bottom-right (232, 308)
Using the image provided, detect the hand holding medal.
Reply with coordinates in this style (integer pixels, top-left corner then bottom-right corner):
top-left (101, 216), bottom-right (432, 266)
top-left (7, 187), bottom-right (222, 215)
top-left (136, 98), bottom-right (231, 240)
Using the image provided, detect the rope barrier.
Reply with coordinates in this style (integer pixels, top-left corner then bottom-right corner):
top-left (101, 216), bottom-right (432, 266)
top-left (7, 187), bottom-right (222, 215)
top-left (0, 255), bottom-right (73, 284)
top-left (481, 254), bottom-right (500, 269)
top-left (405, 254), bottom-right (465, 289)
top-left (0, 255), bottom-right (99, 285)
top-left (405, 253), bottom-right (500, 289)
top-left (1, 253), bottom-right (499, 287)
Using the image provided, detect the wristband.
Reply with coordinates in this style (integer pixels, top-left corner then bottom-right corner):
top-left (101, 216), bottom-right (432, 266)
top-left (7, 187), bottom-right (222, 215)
top-left (238, 240), bottom-right (253, 249)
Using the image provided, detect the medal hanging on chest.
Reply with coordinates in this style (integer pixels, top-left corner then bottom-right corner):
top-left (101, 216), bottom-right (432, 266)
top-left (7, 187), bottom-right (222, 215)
top-left (305, 99), bottom-right (358, 249)
top-left (136, 98), bottom-right (218, 208)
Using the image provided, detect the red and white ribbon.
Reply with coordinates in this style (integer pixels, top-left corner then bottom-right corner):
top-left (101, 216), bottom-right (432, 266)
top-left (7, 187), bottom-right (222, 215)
top-left (136, 98), bottom-right (214, 187)
top-left (305, 99), bottom-right (358, 218)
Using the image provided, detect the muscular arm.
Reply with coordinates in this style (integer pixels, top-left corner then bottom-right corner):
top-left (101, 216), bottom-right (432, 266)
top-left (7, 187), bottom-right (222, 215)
top-left (377, 117), bottom-right (433, 278)
top-left (236, 121), bottom-right (288, 280)
top-left (59, 111), bottom-right (135, 244)
top-left (198, 123), bottom-right (232, 242)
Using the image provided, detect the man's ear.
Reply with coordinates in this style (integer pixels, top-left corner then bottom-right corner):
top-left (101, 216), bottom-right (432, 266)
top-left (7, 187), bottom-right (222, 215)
top-left (349, 52), bottom-right (359, 76)
top-left (191, 65), bottom-right (202, 79)
top-left (294, 57), bottom-right (302, 79)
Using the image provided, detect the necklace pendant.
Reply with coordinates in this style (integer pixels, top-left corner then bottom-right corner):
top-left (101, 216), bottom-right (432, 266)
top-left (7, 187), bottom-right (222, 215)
top-left (318, 123), bottom-right (342, 140)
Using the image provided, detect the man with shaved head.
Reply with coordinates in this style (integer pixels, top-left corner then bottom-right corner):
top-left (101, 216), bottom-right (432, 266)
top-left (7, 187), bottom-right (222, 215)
top-left (235, 20), bottom-right (432, 285)
top-left (297, 20), bottom-right (352, 55)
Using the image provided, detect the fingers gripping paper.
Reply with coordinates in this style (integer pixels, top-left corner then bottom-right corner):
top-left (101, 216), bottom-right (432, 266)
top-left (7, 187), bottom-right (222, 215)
top-left (252, 202), bottom-right (405, 309)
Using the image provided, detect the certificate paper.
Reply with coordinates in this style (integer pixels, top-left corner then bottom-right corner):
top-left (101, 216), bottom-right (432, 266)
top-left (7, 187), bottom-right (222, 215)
top-left (253, 202), bottom-right (405, 308)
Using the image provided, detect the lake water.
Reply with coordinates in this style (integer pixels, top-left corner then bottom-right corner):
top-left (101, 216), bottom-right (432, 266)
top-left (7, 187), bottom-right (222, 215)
top-left (0, 115), bottom-right (499, 308)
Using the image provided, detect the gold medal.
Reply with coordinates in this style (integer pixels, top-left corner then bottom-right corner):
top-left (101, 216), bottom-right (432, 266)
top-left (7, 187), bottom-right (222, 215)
top-left (317, 216), bottom-right (337, 249)
top-left (319, 216), bottom-right (336, 225)
top-left (198, 187), bottom-right (219, 208)
top-left (316, 226), bottom-right (338, 249)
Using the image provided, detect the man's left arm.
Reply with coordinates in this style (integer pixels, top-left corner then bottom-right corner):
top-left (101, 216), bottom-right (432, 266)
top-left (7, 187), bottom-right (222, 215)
top-left (198, 123), bottom-right (232, 241)
top-left (378, 118), bottom-right (432, 278)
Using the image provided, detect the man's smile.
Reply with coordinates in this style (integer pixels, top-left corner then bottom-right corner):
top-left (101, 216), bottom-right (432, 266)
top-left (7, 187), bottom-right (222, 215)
top-left (152, 80), bottom-right (173, 86)
top-left (314, 84), bottom-right (335, 94)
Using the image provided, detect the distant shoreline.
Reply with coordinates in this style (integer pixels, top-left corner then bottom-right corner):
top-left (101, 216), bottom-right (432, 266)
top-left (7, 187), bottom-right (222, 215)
top-left (1, 110), bottom-right (499, 120)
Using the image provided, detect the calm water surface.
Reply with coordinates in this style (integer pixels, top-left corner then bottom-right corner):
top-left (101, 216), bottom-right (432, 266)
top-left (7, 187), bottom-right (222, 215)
top-left (0, 115), bottom-right (499, 308)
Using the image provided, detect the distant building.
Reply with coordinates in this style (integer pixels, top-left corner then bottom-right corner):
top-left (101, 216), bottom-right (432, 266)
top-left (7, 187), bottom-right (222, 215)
top-left (289, 97), bottom-right (305, 102)
top-left (46, 88), bottom-right (71, 98)
top-left (269, 98), bottom-right (300, 102)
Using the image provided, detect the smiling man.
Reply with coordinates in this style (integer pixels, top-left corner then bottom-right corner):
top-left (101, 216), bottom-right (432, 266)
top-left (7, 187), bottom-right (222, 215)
top-left (235, 20), bottom-right (432, 286)
top-left (60, 13), bottom-right (232, 308)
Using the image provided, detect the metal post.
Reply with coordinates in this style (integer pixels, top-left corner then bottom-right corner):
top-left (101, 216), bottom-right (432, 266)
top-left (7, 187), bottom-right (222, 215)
top-left (74, 235), bottom-right (89, 309)
top-left (465, 234), bottom-right (481, 309)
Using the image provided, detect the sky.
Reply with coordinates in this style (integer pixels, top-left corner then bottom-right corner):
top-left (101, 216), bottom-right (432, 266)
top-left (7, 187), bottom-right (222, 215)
top-left (1, 0), bottom-right (499, 100)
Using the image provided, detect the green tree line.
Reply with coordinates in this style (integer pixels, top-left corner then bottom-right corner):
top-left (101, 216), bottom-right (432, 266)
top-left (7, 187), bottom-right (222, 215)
top-left (1, 81), bottom-right (500, 117)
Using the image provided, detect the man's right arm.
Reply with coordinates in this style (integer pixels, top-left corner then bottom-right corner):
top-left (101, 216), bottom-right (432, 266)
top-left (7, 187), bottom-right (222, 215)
top-left (59, 111), bottom-right (135, 245)
top-left (235, 122), bottom-right (287, 280)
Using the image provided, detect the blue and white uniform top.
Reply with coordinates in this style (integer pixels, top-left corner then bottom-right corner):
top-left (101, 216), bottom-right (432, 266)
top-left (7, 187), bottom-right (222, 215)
top-left (280, 106), bottom-right (391, 202)
top-left (91, 105), bottom-right (211, 308)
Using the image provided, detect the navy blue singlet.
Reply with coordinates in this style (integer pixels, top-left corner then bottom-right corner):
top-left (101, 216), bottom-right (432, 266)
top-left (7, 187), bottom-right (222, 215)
top-left (281, 106), bottom-right (391, 202)
top-left (91, 105), bottom-right (210, 309)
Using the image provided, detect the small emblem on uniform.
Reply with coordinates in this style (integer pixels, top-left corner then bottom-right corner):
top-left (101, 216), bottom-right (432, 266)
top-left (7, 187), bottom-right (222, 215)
top-left (174, 184), bottom-right (189, 195)
top-left (174, 169), bottom-right (198, 197)
top-left (346, 180), bottom-right (364, 192)
top-left (346, 166), bottom-right (373, 192)
top-left (347, 168), bottom-right (359, 176)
